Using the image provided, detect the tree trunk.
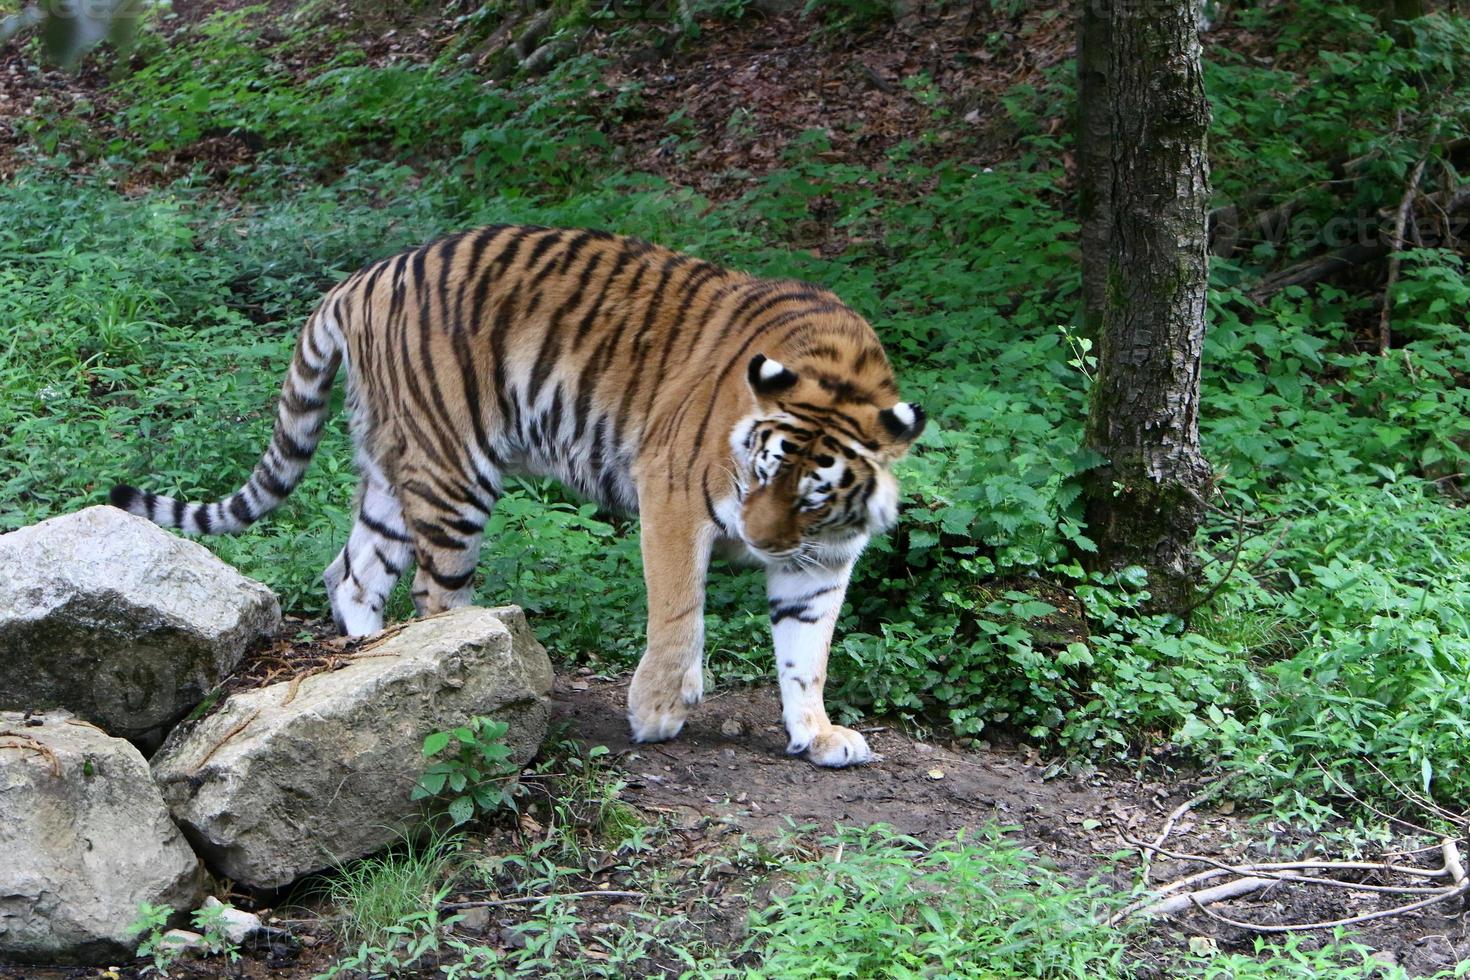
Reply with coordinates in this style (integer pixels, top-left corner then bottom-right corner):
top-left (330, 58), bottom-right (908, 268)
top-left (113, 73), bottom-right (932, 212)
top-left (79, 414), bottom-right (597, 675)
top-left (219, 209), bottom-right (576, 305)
top-left (1076, 1), bottom-right (1112, 338)
top-left (1361, 0), bottom-right (1424, 42)
top-left (1078, 0), bottom-right (1214, 614)
top-left (1368, 0), bottom-right (1425, 22)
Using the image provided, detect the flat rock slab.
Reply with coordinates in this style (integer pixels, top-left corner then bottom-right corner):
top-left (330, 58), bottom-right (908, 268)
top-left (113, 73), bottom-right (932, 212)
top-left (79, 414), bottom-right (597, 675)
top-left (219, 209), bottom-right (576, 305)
top-left (151, 606), bottom-right (554, 890)
top-left (0, 711), bottom-right (205, 965)
top-left (0, 506), bottom-right (281, 744)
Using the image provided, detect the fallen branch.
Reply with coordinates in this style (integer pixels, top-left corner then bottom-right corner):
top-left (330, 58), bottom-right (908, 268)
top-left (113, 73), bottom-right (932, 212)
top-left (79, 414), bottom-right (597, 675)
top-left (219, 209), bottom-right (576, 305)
top-left (1247, 241), bottom-right (1390, 304)
top-left (1111, 836), bottom-right (1465, 925)
top-left (1359, 755), bottom-right (1468, 828)
top-left (1442, 839), bottom-right (1468, 889)
top-left (1317, 771), bottom-right (1448, 843)
top-left (1146, 877), bottom-right (1275, 917)
top-left (1189, 872), bottom-right (1469, 933)
top-left (1141, 777), bottom-right (1238, 883)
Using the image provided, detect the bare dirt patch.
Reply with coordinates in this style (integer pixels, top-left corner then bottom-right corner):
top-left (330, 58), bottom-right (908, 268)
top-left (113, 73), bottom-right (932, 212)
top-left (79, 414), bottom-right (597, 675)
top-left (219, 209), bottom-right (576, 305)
top-left (557, 669), bottom-right (1134, 845)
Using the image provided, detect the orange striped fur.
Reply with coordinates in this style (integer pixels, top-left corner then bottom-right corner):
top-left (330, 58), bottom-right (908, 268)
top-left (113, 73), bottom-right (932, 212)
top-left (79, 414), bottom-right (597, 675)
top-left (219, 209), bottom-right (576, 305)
top-left (111, 226), bottom-right (924, 766)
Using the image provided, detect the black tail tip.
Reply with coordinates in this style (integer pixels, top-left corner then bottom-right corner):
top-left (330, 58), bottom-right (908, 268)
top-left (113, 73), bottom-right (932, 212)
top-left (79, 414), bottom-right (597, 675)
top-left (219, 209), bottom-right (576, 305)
top-left (109, 484), bottom-right (141, 511)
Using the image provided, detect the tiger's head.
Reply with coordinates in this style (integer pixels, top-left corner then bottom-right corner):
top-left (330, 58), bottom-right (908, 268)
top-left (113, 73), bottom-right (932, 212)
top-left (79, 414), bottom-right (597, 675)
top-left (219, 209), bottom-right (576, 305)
top-left (729, 352), bottom-right (925, 566)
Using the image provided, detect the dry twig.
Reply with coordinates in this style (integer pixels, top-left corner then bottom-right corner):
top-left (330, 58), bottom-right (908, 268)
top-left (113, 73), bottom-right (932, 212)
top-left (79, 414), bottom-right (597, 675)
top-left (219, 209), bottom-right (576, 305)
top-left (0, 731), bottom-right (61, 777)
top-left (1189, 874), bottom-right (1468, 933)
top-left (1141, 778), bottom-right (1237, 884)
top-left (189, 708), bottom-right (262, 775)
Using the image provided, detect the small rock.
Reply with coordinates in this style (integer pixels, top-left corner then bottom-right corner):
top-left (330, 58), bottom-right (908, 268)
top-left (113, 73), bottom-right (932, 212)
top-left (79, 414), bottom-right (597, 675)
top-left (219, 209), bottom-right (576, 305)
top-left (457, 907), bottom-right (491, 935)
top-left (199, 896), bottom-right (262, 944)
top-left (1403, 935), bottom-right (1456, 976)
top-left (160, 929), bottom-right (204, 954)
top-left (720, 718), bottom-right (747, 738)
top-left (499, 925), bottom-right (529, 949)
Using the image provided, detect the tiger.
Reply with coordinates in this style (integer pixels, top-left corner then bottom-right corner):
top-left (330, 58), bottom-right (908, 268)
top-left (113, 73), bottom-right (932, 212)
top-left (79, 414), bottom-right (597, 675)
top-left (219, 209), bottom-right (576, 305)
top-left (110, 225), bottom-right (925, 768)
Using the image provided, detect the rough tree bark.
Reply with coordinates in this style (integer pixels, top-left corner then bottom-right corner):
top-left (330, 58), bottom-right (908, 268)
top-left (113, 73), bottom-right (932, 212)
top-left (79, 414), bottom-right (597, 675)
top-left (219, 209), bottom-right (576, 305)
top-left (1077, 0), bottom-right (1214, 614)
top-left (1076, 1), bottom-right (1112, 337)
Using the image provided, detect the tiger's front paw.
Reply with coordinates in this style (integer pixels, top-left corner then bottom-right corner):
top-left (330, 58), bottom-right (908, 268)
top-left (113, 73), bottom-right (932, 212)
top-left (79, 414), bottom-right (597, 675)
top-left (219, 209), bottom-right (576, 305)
top-left (628, 697), bottom-right (688, 742)
top-left (626, 663), bottom-right (702, 743)
top-left (787, 723), bottom-right (873, 768)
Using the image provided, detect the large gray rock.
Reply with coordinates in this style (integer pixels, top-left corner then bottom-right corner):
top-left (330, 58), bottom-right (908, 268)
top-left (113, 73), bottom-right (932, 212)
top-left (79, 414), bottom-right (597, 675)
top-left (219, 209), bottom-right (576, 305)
top-left (0, 506), bottom-right (281, 745)
top-left (151, 606), bottom-right (553, 889)
top-left (0, 711), bottom-right (206, 965)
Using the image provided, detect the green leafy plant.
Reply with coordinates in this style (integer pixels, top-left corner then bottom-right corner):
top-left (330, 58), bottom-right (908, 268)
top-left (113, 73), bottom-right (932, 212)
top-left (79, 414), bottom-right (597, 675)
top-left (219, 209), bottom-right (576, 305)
top-left (127, 902), bottom-right (181, 978)
top-left (127, 900), bottom-right (244, 975)
top-left (412, 717), bottom-right (522, 826)
top-left (315, 882), bottom-right (460, 980)
top-left (189, 902), bottom-right (243, 963)
top-left (748, 824), bottom-right (1130, 979)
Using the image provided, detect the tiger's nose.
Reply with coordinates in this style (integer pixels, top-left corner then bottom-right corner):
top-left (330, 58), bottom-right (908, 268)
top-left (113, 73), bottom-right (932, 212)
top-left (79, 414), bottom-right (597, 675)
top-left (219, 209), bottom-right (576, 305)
top-left (748, 534), bottom-right (798, 555)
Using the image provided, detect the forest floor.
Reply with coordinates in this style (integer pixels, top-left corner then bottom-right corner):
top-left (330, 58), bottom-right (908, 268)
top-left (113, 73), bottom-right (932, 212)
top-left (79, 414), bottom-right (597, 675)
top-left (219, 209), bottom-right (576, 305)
top-left (3, 1), bottom-right (1468, 976)
top-left (8, 629), bottom-right (1467, 978)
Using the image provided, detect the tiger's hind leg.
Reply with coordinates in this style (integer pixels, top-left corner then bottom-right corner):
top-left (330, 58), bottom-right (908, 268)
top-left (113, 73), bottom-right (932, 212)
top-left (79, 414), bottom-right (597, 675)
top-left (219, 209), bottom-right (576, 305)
top-left (324, 462), bottom-right (413, 637)
top-left (401, 467), bottom-right (498, 617)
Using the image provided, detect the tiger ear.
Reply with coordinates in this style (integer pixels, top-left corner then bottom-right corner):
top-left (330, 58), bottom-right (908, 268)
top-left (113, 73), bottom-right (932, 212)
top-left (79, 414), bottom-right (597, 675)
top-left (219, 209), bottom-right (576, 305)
top-left (878, 402), bottom-right (926, 444)
top-left (747, 354), bottom-right (799, 398)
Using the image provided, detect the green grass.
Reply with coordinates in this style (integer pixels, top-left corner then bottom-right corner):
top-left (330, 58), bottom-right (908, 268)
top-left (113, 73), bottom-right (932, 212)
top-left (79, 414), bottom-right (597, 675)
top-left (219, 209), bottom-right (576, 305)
top-left (318, 830), bottom-right (464, 951)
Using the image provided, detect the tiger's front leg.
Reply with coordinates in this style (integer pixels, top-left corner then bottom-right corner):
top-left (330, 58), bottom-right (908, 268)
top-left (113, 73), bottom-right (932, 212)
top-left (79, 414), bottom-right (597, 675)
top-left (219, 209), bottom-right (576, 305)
top-left (768, 559), bottom-right (872, 767)
top-left (626, 509), bottom-right (714, 743)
